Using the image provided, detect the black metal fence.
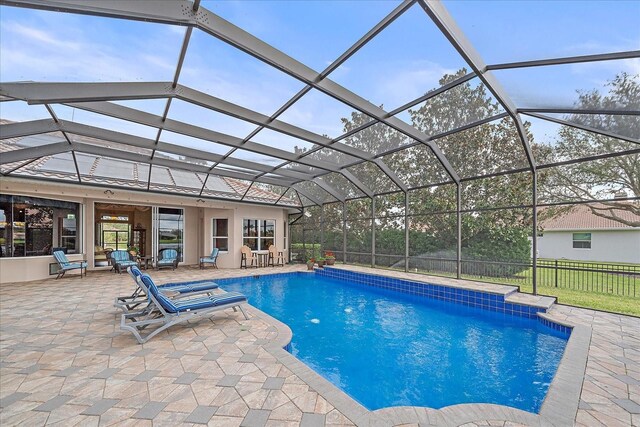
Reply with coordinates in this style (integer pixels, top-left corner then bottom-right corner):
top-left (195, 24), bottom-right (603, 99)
top-left (536, 259), bottom-right (639, 297)
top-left (332, 254), bottom-right (639, 298)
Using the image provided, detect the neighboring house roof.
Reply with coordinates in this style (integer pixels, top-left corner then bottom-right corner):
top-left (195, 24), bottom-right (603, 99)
top-left (539, 203), bottom-right (640, 230)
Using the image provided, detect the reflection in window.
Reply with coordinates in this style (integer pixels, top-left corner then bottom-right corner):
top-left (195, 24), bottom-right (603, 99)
top-left (158, 208), bottom-right (184, 261)
top-left (212, 218), bottom-right (229, 252)
top-left (0, 194), bottom-right (80, 257)
top-left (243, 219), bottom-right (275, 250)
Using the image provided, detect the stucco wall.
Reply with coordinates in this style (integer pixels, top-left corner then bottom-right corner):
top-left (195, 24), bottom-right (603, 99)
top-left (0, 178), bottom-right (291, 283)
top-left (200, 205), bottom-right (288, 269)
top-left (537, 229), bottom-right (640, 263)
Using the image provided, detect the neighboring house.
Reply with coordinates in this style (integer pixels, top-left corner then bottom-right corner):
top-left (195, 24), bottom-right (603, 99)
top-left (537, 204), bottom-right (640, 264)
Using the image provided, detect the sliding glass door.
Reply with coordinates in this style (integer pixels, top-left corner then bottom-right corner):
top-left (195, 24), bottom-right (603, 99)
top-left (153, 207), bottom-right (184, 262)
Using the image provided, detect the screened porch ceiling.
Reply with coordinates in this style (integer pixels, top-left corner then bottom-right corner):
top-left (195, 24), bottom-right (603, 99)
top-left (0, 0), bottom-right (638, 209)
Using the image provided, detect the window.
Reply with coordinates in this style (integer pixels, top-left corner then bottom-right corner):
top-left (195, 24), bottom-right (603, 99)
top-left (0, 194), bottom-right (81, 257)
top-left (101, 222), bottom-right (130, 251)
top-left (243, 219), bottom-right (275, 250)
top-left (212, 218), bottom-right (229, 252)
top-left (573, 232), bottom-right (591, 249)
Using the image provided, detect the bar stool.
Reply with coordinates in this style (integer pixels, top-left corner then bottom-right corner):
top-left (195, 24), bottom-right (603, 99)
top-left (268, 245), bottom-right (285, 267)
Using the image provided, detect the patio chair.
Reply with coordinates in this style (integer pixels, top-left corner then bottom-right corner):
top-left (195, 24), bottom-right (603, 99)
top-left (115, 266), bottom-right (221, 312)
top-left (120, 273), bottom-right (249, 344)
top-left (268, 245), bottom-right (285, 267)
top-left (157, 248), bottom-right (179, 270)
top-left (240, 245), bottom-right (258, 269)
top-left (111, 250), bottom-right (138, 274)
top-left (200, 247), bottom-right (219, 269)
top-left (52, 250), bottom-right (87, 279)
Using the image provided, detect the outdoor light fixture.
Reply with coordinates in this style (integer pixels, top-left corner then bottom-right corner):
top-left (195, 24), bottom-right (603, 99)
top-left (103, 190), bottom-right (114, 195)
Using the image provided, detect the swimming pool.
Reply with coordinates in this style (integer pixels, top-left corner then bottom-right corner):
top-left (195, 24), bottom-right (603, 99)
top-left (218, 270), bottom-right (569, 413)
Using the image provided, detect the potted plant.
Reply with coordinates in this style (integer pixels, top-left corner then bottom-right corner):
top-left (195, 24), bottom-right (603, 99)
top-left (127, 246), bottom-right (139, 258)
top-left (316, 257), bottom-right (326, 268)
top-left (324, 250), bottom-right (336, 266)
top-left (306, 258), bottom-right (315, 270)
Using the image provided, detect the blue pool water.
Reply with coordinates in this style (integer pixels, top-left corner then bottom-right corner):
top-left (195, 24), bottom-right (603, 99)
top-left (219, 272), bottom-right (568, 412)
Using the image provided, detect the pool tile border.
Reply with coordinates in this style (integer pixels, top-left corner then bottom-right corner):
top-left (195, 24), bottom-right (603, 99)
top-left (226, 266), bottom-right (592, 426)
top-left (316, 267), bottom-right (549, 321)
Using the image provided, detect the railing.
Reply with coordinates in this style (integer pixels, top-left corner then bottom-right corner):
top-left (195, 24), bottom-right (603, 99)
top-left (536, 259), bottom-right (639, 297)
top-left (340, 253), bottom-right (640, 298)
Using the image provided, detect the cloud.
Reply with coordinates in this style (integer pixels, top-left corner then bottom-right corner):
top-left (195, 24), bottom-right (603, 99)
top-left (375, 61), bottom-right (457, 110)
top-left (177, 34), bottom-right (303, 117)
top-left (0, 16), bottom-right (183, 83)
top-left (4, 21), bottom-right (83, 51)
top-left (563, 38), bottom-right (640, 58)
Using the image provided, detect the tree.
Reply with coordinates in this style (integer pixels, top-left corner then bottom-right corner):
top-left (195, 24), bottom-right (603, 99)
top-left (539, 72), bottom-right (640, 227)
top-left (327, 69), bottom-right (536, 274)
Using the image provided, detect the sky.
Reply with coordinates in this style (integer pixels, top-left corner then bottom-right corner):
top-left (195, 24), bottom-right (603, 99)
top-left (1, 0), bottom-right (639, 162)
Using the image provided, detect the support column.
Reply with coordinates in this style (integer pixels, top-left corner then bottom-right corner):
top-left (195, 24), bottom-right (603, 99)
top-left (371, 197), bottom-right (376, 268)
top-left (456, 183), bottom-right (462, 279)
top-left (405, 191), bottom-right (409, 272)
top-left (320, 204), bottom-right (325, 256)
top-left (301, 207), bottom-right (306, 262)
top-left (286, 215), bottom-right (291, 263)
top-left (342, 202), bottom-right (347, 264)
top-left (532, 170), bottom-right (538, 295)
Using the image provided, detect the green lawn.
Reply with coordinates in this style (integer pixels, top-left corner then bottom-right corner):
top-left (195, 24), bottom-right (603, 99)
top-left (461, 261), bottom-right (639, 317)
top-left (356, 260), bottom-right (640, 317)
top-left (517, 283), bottom-right (639, 317)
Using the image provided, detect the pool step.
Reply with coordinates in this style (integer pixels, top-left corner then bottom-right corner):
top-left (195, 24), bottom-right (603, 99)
top-left (505, 291), bottom-right (556, 310)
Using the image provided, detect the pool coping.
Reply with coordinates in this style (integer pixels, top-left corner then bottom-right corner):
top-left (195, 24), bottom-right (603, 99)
top-left (233, 268), bottom-right (592, 426)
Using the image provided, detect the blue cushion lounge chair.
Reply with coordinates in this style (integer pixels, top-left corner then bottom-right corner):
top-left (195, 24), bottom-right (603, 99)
top-left (120, 273), bottom-right (249, 344)
top-left (114, 266), bottom-right (221, 312)
top-left (157, 248), bottom-right (178, 270)
top-left (111, 250), bottom-right (138, 274)
top-left (199, 247), bottom-right (219, 269)
top-left (53, 250), bottom-right (87, 279)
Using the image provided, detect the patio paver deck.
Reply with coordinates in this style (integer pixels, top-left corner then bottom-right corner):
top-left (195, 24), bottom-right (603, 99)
top-left (1, 264), bottom-right (638, 426)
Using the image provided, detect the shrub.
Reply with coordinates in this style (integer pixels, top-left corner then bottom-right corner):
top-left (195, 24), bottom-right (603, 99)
top-left (290, 243), bottom-right (322, 262)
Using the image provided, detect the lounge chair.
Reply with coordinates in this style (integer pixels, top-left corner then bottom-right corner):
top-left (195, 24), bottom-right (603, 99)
top-left (114, 266), bottom-right (221, 312)
top-left (120, 273), bottom-right (249, 344)
top-left (111, 250), bottom-right (138, 274)
top-left (240, 245), bottom-right (258, 269)
top-left (200, 247), bottom-right (219, 269)
top-left (53, 250), bottom-right (87, 279)
top-left (157, 248), bottom-right (178, 270)
top-left (268, 245), bottom-right (285, 267)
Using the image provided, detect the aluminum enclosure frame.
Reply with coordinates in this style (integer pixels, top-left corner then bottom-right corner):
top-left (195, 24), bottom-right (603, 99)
top-left (1, 0), bottom-right (639, 295)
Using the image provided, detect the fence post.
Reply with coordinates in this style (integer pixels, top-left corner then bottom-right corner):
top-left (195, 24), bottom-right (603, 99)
top-left (532, 170), bottom-right (538, 295)
top-left (342, 202), bottom-right (346, 264)
top-left (371, 197), bottom-right (375, 268)
top-left (320, 204), bottom-right (324, 258)
top-left (404, 191), bottom-right (409, 273)
top-left (456, 183), bottom-right (461, 279)
top-left (554, 259), bottom-right (558, 288)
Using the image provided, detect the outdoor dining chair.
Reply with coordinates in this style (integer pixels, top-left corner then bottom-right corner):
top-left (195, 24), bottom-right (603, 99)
top-left (200, 247), bottom-right (219, 269)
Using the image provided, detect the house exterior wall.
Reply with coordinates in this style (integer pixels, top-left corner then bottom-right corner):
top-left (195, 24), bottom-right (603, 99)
top-left (0, 178), bottom-right (292, 283)
top-left (201, 205), bottom-right (288, 269)
top-left (537, 229), bottom-right (640, 264)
